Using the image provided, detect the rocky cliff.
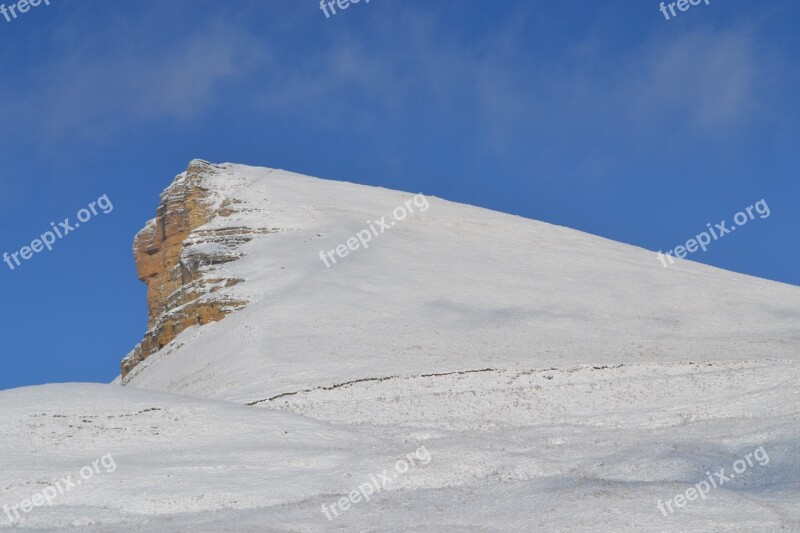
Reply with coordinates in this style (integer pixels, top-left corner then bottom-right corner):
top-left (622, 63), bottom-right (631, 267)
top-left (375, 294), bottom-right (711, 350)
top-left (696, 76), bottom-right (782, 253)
top-left (121, 160), bottom-right (263, 380)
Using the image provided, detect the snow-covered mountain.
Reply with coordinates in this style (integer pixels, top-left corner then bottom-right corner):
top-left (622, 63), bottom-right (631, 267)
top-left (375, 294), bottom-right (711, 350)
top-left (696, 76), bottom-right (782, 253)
top-left (121, 161), bottom-right (799, 403)
top-left (2, 161), bottom-right (798, 531)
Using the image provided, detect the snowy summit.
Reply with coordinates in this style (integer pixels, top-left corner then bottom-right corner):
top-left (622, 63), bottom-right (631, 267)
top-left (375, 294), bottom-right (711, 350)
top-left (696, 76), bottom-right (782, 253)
top-left (1, 161), bottom-right (798, 531)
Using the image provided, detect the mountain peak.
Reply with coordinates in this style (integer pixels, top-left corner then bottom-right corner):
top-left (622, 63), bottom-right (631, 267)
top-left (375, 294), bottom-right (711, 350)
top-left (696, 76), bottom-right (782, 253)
top-left (120, 162), bottom-right (800, 403)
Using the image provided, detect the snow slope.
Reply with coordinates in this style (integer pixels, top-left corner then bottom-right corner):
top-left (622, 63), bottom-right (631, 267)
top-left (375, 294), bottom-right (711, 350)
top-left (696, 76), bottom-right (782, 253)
top-left (1, 364), bottom-right (799, 530)
top-left (2, 162), bottom-right (798, 531)
top-left (121, 163), bottom-right (800, 404)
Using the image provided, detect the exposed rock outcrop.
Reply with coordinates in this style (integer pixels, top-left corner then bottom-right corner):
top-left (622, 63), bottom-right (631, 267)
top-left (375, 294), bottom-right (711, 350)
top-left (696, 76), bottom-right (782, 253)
top-left (121, 160), bottom-right (258, 380)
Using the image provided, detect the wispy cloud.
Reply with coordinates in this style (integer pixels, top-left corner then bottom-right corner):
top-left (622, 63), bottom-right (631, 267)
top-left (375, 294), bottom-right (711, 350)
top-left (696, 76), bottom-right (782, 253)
top-left (623, 28), bottom-right (767, 135)
top-left (2, 20), bottom-right (268, 140)
top-left (248, 9), bottom-right (779, 149)
top-left (0, 1), bottom-right (785, 153)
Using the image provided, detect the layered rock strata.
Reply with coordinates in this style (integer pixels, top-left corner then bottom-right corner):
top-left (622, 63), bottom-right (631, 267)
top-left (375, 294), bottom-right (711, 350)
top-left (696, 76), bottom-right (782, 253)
top-left (121, 160), bottom-right (261, 380)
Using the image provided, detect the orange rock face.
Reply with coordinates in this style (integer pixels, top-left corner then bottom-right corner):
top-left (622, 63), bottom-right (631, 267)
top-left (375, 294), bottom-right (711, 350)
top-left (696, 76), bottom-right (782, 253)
top-left (121, 161), bottom-right (249, 380)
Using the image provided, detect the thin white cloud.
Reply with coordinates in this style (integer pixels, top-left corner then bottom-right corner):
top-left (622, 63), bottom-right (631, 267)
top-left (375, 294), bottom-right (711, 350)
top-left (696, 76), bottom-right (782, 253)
top-left (0, 3), bottom-right (785, 152)
top-left (623, 29), bottom-right (765, 135)
top-left (4, 21), bottom-right (269, 140)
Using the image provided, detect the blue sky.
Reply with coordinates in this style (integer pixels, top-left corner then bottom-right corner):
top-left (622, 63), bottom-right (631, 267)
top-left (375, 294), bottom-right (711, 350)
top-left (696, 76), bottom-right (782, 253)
top-left (1, 0), bottom-right (798, 390)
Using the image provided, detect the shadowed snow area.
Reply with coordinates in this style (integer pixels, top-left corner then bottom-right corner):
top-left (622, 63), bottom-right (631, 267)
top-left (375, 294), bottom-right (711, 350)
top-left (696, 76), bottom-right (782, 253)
top-left (2, 164), bottom-right (798, 531)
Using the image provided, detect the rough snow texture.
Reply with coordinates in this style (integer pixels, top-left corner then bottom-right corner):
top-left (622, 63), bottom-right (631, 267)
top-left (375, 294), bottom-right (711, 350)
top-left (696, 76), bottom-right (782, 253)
top-left (2, 162), bottom-right (798, 531)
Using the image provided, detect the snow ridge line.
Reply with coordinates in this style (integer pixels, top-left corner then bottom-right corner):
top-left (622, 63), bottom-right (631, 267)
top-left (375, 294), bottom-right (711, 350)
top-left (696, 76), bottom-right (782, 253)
top-left (243, 359), bottom-right (791, 407)
top-left (245, 368), bottom-right (498, 406)
top-left (243, 364), bottom-right (635, 407)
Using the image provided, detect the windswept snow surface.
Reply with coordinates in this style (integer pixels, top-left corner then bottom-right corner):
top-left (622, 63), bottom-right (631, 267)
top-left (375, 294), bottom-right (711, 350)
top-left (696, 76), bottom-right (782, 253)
top-left (2, 163), bottom-right (798, 531)
top-left (122, 163), bottom-right (800, 404)
top-left (1, 368), bottom-right (799, 531)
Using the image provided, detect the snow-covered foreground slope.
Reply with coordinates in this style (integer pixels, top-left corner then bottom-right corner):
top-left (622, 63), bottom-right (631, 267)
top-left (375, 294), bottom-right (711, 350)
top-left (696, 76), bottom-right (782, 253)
top-left (1, 364), bottom-right (799, 531)
top-left (3, 162), bottom-right (798, 531)
top-left (121, 163), bottom-right (800, 404)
